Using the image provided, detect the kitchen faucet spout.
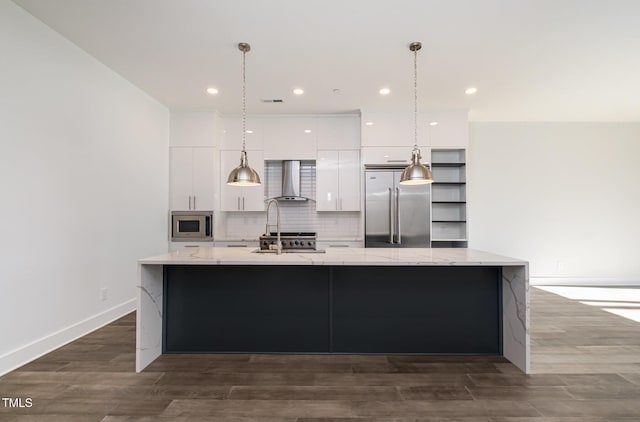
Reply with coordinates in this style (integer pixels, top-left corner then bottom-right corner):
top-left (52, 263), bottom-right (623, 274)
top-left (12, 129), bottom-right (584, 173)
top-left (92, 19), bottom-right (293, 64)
top-left (264, 199), bottom-right (282, 254)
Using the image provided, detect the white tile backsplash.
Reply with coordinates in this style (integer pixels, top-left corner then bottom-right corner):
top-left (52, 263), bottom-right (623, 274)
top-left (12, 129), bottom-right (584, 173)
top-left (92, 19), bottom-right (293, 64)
top-left (221, 160), bottom-right (361, 240)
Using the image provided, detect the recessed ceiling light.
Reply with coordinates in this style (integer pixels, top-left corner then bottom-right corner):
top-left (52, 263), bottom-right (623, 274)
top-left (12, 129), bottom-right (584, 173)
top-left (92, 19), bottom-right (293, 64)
top-left (245, 130), bottom-right (253, 134)
top-left (365, 122), bottom-right (374, 126)
top-left (429, 121), bottom-right (438, 126)
top-left (379, 88), bottom-right (391, 95)
top-left (206, 87), bottom-right (219, 95)
top-left (293, 88), bottom-right (304, 95)
top-left (304, 129), bottom-right (312, 133)
top-left (465, 87), bottom-right (477, 95)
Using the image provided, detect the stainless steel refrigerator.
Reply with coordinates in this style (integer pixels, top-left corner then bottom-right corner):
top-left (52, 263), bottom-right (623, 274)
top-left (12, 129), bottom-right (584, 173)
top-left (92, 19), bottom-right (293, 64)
top-left (365, 167), bottom-right (431, 248)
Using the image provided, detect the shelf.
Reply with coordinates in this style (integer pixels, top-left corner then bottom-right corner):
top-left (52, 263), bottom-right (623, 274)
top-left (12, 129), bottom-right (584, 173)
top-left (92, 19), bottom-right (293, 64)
top-left (430, 148), bottom-right (467, 245)
top-left (431, 162), bottom-right (466, 167)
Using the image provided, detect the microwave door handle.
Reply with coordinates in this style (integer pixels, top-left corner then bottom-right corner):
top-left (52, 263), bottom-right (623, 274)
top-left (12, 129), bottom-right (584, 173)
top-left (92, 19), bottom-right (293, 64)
top-left (396, 187), bottom-right (401, 245)
top-left (388, 188), bottom-right (394, 244)
top-left (205, 215), bottom-right (212, 237)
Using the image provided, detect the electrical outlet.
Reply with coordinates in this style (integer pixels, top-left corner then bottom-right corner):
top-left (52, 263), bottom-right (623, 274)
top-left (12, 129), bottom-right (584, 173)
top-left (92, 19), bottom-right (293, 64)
top-left (100, 288), bottom-right (108, 301)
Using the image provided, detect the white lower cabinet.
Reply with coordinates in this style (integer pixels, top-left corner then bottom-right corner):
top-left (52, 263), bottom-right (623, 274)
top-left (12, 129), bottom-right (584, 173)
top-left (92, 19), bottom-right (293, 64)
top-left (316, 150), bottom-right (360, 211)
top-left (220, 150), bottom-right (265, 211)
top-left (170, 147), bottom-right (215, 210)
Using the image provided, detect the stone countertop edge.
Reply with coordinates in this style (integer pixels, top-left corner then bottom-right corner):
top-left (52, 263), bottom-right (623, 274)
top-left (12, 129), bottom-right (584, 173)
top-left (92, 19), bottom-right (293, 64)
top-left (139, 247), bottom-right (527, 267)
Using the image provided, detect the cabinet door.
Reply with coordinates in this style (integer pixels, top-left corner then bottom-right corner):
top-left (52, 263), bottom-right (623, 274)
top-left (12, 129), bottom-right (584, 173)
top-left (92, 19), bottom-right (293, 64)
top-left (338, 150), bottom-right (360, 211)
top-left (428, 111), bottom-right (469, 147)
top-left (316, 116), bottom-right (360, 150)
top-left (191, 147), bottom-right (215, 210)
top-left (263, 117), bottom-right (317, 160)
top-left (170, 147), bottom-right (194, 210)
top-left (220, 149), bottom-right (264, 212)
top-left (316, 150), bottom-right (339, 211)
top-left (361, 146), bottom-right (412, 165)
top-left (220, 116), bottom-right (263, 150)
top-left (360, 112), bottom-right (414, 147)
top-left (220, 150), bottom-right (243, 211)
top-left (240, 150), bottom-right (265, 211)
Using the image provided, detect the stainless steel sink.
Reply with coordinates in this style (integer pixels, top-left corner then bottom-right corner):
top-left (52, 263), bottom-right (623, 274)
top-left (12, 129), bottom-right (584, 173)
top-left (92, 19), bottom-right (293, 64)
top-left (252, 248), bottom-right (326, 254)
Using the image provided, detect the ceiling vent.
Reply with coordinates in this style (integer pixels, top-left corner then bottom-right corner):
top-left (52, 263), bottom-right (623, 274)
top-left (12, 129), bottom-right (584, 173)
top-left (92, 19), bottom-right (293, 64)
top-left (261, 99), bottom-right (284, 103)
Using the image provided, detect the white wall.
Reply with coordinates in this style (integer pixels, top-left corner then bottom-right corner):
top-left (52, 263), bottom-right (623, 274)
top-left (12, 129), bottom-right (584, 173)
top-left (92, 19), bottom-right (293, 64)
top-left (468, 122), bottom-right (640, 285)
top-left (0, 1), bottom-right (169, 375)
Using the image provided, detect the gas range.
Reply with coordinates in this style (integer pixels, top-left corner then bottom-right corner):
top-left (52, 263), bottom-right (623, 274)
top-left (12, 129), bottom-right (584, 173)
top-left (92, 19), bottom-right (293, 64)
top-left (259, 232), bottom-right (317, 251)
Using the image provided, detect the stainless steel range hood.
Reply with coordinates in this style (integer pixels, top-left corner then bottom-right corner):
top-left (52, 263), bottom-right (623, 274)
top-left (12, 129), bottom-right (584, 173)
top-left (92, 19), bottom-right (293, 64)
top-left (273, 160), bottom-right (311, 202)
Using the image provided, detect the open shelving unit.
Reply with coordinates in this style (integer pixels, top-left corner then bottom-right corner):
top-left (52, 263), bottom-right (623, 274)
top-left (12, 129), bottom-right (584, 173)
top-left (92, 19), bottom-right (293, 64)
top-left (430, 149), bottom-right (467, 248)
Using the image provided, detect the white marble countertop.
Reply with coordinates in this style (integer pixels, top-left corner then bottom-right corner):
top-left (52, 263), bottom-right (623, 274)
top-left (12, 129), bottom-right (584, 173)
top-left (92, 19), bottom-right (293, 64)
top-left (139, 247), bottom-right (527, 267)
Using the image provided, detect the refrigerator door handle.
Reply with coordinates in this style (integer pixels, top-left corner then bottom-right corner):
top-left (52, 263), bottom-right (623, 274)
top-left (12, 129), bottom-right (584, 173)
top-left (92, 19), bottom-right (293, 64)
top-left (396, 187), bottom-right (401, 244)
top-left (388, 187), bottom-right (394, 244)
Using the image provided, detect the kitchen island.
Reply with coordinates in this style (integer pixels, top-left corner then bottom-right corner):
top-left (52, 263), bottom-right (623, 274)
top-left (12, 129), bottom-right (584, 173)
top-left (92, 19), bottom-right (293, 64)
top-left (137, 248), bottom-right (529, 373)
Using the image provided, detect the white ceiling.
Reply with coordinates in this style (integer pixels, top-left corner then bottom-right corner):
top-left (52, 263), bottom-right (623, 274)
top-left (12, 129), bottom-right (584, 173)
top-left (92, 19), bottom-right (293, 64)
top-left (12, 0), bottom-right (640, 121)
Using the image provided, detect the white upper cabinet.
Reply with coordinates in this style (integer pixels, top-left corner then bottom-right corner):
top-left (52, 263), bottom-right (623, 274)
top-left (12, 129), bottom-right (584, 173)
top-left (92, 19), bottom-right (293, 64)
top-left (361, 111), bottom-right (422, 148)
top-left (316, 150), bottom-right (360, 211)
top-left (360, 146), bottom-right (422, 166)
top-left (316, 116), bottom-right (360, 150)
top-left (426, 111), bottom-right (469, 147)
top-left (262, 117), bottom-right (317, 160)
top-left (220, 149), bottom-right (265, 212)
top-left (220, 116), bottom-right (264, 150)
top-left (361, 110), bottom-right (468, 149)
top-left (170, 147), bottom-right (215, 210)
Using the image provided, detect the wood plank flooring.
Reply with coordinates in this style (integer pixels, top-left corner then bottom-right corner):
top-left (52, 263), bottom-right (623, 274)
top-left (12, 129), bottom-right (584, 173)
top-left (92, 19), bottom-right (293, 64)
top-left (1, 286), bottom-right (640, 421)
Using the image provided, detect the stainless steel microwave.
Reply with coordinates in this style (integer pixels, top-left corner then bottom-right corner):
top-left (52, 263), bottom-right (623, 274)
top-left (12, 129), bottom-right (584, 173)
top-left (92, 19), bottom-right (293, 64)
top-left (171, 211), bottom-right (213, 242)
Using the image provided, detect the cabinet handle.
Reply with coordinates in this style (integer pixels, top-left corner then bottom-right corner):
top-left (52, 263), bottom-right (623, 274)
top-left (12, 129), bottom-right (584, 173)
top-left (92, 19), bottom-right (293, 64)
top-left (188, 195), bottom-right (192, 210)
top-left (387, 159), bottom-right (408, 163)
top-left (388, 188), bottom-right (394, 244)
top-left (193, 196), bottom-right (196, 209)
top-left (335, 197), bottom-right (339, 211)
top-left (340, 197), bottom-right (343, 211)
top-left (237, 197), bottom-right (240, 210)
top-left (242, 197), bottom-right (245, 210)
top-left (396, 187), bottom-right (401, 245)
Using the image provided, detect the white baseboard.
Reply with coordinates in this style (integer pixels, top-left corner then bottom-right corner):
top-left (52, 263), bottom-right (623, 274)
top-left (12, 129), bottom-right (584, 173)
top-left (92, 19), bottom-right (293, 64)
top-left (0, 299), bottom-right (136, 377)
top-left (531, 276), bottom-right (640, 286)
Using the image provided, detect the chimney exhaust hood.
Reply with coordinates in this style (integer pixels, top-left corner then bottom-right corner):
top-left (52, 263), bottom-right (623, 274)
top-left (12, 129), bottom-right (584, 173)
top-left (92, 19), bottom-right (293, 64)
top-left (272, 160), bottom-right (313, 202)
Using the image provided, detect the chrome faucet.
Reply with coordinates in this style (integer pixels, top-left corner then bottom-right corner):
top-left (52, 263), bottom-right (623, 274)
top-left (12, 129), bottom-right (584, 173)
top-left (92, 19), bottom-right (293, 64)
top-left (264, 199), bottom-right (282, 254)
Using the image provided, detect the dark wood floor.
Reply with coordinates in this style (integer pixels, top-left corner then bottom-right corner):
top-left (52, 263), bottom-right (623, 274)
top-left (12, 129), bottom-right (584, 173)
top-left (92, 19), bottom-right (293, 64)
top-left (1, 286), bottom-right (640, 421)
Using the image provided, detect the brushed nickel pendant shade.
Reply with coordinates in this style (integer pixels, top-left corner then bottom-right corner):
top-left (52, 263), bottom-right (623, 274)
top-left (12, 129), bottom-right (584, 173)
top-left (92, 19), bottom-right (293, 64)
top-left (399, 42), bottom-right (434, 185)
top-left (227, 42), bottom-right (261, 187)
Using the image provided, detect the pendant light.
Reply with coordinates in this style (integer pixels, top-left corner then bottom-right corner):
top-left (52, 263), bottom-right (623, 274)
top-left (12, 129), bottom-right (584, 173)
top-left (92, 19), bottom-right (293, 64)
top-left (227, 42), bottom-right (261, 187)
top-left (399, 42), bottom-right (434, 185)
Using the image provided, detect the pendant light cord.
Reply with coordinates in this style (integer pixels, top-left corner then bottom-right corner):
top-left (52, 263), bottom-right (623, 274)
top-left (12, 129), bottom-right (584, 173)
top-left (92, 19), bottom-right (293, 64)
top-left (413, 46), bottom-right (418, 150)
top-left (242, 48), bottom-right (247, 152)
